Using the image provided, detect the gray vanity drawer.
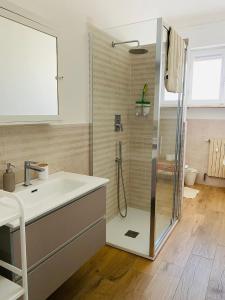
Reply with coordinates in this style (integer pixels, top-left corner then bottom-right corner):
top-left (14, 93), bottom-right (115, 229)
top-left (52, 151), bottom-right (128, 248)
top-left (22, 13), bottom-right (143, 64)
top-left (22, 219), bottom-right (105, 300)
top-left (12, 187), bottom-right (106, 268)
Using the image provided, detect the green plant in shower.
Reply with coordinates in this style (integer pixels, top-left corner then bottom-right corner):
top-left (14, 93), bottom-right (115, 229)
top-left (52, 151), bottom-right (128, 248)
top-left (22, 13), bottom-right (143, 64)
top-left (136, 83), bottom-right (150, 105)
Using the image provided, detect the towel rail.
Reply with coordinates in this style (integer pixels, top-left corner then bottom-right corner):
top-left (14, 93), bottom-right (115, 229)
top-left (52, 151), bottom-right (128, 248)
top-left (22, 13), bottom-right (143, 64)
top-left (207, 138), bottom-right (225, 178)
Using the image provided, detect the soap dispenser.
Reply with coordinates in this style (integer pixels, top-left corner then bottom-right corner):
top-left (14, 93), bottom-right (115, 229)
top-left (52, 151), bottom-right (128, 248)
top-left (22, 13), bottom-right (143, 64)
top-left (3, 163), bottom-right (16, 192)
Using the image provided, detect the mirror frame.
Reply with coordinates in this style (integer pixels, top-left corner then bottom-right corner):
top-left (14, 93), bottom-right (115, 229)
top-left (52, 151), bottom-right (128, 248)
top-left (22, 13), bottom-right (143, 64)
top-left (0, 5), bottom-right (61, 124)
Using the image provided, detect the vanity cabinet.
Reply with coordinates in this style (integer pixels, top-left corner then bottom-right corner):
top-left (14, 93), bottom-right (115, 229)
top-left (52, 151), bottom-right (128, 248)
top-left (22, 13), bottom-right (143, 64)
top-left (0, 186), bottom-right (106, 300)
top-left (27, 220), bottom-right (105, 300)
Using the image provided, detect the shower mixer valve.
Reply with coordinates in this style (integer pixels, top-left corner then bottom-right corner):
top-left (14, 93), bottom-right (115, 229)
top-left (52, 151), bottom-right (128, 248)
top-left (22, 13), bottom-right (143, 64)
top-left (114, 114), bottom-right (123, 132)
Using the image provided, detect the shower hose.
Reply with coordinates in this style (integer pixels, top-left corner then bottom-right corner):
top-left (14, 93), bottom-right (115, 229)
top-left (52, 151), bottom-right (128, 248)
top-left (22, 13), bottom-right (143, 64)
top-left (116, 157), bottom-right (128, 218)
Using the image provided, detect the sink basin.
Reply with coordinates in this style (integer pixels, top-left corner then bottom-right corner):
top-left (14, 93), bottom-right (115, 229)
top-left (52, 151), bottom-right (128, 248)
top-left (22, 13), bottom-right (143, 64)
top-left (16, 177), bottom-right (85, 208)
top-left (0, 171), bottom-right (109, 228)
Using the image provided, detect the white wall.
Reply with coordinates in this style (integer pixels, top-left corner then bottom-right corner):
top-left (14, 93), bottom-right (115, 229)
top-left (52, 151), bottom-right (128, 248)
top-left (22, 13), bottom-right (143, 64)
top-left (180, 21), bottom-right (225, 48)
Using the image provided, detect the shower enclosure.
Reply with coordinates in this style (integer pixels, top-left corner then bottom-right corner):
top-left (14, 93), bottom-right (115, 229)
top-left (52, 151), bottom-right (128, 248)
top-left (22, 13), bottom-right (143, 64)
top-left (89, 18), bottom-right (187, 259)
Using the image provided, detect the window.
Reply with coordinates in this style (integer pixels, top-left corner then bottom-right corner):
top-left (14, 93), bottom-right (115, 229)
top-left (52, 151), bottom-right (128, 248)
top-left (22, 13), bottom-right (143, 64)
top-left (188, 47), bottom-right (225, 106)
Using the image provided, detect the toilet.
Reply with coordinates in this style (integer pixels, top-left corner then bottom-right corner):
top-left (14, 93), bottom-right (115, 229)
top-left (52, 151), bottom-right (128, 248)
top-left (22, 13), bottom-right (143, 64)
top-left (184, 166), bottom-right (198, 186)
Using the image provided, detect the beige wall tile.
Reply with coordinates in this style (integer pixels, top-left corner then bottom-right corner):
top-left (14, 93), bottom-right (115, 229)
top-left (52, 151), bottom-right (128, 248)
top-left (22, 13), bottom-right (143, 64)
top-left (92, 28), bottom-right (155, 218)
top-left (92, 28), bottom-right (130, 219)
top-left (128, 44), bottom-right (155, 211)
top-left (0, 124), bottom-right (89, 188)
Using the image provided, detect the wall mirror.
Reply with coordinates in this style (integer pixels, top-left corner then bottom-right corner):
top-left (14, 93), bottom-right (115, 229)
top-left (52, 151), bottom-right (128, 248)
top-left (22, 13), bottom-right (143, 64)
top-left (0, 8), bottom-right (59, 123)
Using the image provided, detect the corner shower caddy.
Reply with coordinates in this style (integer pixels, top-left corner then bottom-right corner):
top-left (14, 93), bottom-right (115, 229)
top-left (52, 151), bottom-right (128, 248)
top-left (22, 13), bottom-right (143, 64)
top-left (135, 100), bottom-right (151, 117)
top-left (0, 191), bottom-right (28, 300)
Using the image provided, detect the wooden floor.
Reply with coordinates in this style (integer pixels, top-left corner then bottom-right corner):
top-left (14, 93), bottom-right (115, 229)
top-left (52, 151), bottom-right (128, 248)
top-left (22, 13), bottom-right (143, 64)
top-left (49, 185), bottom-right (225, 300)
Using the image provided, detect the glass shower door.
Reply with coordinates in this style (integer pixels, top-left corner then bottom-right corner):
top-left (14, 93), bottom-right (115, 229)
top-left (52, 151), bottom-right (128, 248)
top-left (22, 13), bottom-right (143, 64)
top-left (150, 19), bottom-right (186, 257)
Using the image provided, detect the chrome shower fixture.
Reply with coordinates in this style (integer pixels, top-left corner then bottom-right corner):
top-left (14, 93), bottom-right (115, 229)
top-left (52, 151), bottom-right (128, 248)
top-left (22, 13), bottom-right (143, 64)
top-left (112, 40), bottom-right (140, 48)
top-left (129, 48), bottom-right (148, 54)
top-left (115, 141), bottom-right (128, 218)
top-left (112, 40), bottom-right (148, 54)
top-left (114, 114), bottom-right (123, 132)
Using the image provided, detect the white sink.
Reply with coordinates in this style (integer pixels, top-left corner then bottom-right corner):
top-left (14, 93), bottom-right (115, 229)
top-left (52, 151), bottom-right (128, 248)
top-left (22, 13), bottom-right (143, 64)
top-left (16, 177), bottom-right (85, 208)
top-left (0, 171), bottom-right (109, 228)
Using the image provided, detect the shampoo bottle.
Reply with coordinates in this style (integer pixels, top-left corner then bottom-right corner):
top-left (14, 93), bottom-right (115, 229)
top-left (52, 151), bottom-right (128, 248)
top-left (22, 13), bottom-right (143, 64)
top-left (3, 163), bottom-right (16, 192)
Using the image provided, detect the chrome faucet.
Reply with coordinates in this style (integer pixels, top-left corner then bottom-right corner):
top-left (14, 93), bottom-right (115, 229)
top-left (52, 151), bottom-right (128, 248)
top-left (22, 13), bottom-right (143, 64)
top-left (24, 161), bottom-right (45, 186)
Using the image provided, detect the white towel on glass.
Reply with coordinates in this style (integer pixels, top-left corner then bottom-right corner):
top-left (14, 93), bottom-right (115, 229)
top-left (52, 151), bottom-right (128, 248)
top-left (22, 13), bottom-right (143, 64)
top-left (165, 28), bottom-right (185, 93)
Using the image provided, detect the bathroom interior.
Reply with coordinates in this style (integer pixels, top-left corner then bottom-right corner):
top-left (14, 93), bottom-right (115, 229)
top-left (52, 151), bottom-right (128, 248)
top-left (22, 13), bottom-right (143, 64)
top-left (0, 0), bottom-right (225, 300)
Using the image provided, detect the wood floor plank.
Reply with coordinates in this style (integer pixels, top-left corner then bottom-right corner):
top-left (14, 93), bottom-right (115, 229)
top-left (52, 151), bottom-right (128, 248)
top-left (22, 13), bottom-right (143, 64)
top-left (206, 245), bottom-right (225, 300)
top-left (144, 260), bottom-right (183, 300)
top-left (159, 212), bottom-right (204, 267)
top-left (191, 211), bottom-right (221, 259)
top-left (111, 268), bottom-right (152, 299)
top-left (193, 185), bottom-right (225, 215)
top-left (132, 254), bottom-right (163, 277)
top-left (204, 187), bottom-right (225, 214)
top-left (173, 254), bottom-right (212, 300)
top-left (216, 213), bottom-right (225, 247)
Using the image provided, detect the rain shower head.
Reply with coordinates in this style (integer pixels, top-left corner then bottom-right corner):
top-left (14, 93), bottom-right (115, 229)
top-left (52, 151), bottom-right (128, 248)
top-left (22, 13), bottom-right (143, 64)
top-left (112, 40), bottom-right (148, 55)
top-left (129, 48), bottom-right (148, 55)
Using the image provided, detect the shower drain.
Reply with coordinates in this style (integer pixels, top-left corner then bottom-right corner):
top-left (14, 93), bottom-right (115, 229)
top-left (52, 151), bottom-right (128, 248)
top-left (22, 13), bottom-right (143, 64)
top-left (125, 230), bottom-right (139, 238)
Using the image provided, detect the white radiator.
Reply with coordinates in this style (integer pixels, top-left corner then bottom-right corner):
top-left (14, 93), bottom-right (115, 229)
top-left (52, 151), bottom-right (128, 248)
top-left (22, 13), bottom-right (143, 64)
top-left (208, 138), bottom-right (225, 178)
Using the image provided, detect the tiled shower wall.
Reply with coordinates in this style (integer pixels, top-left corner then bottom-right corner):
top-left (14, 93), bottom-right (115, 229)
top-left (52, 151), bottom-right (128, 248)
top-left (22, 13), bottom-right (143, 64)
top-left (91, 28), bottom-right (131, 219)
top-left (129, 45), bottom-right (155, 210)
top-left (0, 124), bottom-right (89, 188)
top-left (92, 28), bottom-right (155, 219)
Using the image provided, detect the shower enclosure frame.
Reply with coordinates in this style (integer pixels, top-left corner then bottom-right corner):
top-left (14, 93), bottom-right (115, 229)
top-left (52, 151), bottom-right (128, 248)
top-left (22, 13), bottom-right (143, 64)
top-left (149, 18), bottom-right (187, 259)
top-left (89, 18), bottom-right (188, 260)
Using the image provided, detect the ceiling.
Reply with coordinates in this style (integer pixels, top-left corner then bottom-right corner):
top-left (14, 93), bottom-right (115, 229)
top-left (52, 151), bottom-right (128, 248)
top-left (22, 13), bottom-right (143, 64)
top-left (80, 0), bottom-right (225, 29)
top-left (8, 0), bottom-right (225, 27)
top-left (7, 0), bottom-right (225, 30)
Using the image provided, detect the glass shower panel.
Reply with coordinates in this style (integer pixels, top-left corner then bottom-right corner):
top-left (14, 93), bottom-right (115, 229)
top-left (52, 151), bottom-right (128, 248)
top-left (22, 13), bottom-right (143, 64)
top-left (154, 24), bottom-right (184, 248)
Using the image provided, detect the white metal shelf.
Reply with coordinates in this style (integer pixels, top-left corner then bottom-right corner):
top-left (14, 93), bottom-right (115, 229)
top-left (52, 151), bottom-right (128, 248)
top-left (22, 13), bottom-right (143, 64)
top-left (0, 191), bottom-right (28, 300)
top-left (0, 275), bottom-right (24, 300)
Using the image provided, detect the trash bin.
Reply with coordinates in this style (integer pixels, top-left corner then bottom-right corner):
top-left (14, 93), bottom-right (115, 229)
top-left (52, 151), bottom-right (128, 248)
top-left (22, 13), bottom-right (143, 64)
top-left (184, 167), bottom-right (198, 186)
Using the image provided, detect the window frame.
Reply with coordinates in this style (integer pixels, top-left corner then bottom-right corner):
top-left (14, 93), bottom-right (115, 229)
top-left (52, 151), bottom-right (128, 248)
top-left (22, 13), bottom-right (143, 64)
top-left (187, 47), bottom-right (225, 107)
